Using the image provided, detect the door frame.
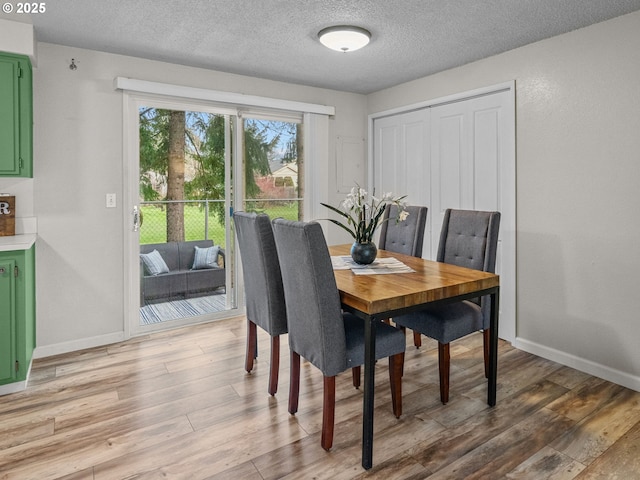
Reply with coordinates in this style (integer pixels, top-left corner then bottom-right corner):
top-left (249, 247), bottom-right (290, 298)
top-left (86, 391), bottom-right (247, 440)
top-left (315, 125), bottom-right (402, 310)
top-left (122, 93), bottom-right (241, 338)
top-left (367, 81), bottom-right (516, 343)
top-left (119, 80), bottom-right (334, 339)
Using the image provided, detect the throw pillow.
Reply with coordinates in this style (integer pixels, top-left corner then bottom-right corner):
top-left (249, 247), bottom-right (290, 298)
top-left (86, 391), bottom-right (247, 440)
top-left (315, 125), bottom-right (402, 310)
top-left (140, 249), bottom-right (170, 276)
top-left (192, 245), bottom-right (220, 270)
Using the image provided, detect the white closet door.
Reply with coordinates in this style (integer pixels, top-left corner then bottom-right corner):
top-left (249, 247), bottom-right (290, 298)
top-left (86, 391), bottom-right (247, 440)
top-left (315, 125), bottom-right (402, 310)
top-left (373, 109), bottom-right (431, 256)
top-left (431, 94), bottom-right (505, 246)
top-left (430, 104), bottom-right (471, 256)
top-left (372, 86), bottom-right (515, 342)
top-left (431, 90), bottom-right (514, 341)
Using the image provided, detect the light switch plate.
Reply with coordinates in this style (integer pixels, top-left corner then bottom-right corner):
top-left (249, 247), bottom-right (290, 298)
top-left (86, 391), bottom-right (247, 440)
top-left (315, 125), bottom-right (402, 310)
top-left (106, 193), bottom-right (117, 208)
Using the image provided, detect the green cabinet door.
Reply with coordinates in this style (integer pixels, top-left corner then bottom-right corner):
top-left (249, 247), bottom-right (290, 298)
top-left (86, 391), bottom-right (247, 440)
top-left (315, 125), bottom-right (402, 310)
top-left (0, 258), bottom-right (17, 385)
top-left (0, 52), bottom-right (32, 177)
top-left (0, 246), bottom-right (35, 388)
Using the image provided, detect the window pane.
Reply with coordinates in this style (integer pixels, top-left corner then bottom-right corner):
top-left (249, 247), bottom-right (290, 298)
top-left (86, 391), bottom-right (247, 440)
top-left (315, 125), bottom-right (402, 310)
top-left (242, 118), bottom-right (304, 221)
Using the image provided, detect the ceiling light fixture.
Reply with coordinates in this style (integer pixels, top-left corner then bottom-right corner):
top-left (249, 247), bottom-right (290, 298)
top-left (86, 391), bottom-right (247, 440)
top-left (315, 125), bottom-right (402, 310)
top-left (318, 25), bottom-right (371, 53)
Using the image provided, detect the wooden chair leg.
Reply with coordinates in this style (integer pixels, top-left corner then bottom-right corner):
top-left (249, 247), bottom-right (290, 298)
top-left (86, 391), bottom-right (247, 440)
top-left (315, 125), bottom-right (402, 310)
top-left (268, 335), bottom-right (280, 396)
top-left (438, 342), bottom-right (450, 404)
top-left (483, 329), bottom-right (490, 379)
top-left (389, 353), bottom-right (403, 418)
top-left (288, 351), bottom-right (300, 415)
top-left (321, 376), bottom-right (336, 451)
top-left (352, 366), bottom-right (361, 389)
top-left (245, 319), bottom-right (257, 373)
top-left (413, 330), bottom-right (422, 348)
top-left (397, 325), bottom-right (407, 376)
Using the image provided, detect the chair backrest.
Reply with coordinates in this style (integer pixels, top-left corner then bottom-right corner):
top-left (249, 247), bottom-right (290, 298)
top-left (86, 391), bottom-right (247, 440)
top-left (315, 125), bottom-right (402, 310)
top-left (378, 205), bottom-right (428, 257)
top-left (437, 209), bottom-right (500, 321)
top-left (233, 212), bottom-right (287, 336)
top-left (437, 209), bottom-right (500, 271)
top-left (271, 218), bottom-right (347, 377)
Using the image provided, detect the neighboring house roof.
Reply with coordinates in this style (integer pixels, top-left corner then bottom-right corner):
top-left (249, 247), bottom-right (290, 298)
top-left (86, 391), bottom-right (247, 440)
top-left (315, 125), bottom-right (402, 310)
top-left (271, 164), bottom-right (297, 178)
top-left (270, 163), bottom-right (298, 187)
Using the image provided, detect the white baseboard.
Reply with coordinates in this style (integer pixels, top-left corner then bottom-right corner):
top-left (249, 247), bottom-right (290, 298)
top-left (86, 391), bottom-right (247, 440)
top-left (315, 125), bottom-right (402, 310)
top-left (0, 358), bottom-right (32, 396)
top-left (514, 337), bottom-right (640, 393)
top-left (33, 331), bottom-right (126, 359)
top-left (0, 380), bottom-right (28, 395)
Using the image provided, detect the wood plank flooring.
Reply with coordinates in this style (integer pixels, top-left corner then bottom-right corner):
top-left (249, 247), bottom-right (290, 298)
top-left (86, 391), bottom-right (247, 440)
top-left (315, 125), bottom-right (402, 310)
top-left (1, 316), bottom-right (639, 479)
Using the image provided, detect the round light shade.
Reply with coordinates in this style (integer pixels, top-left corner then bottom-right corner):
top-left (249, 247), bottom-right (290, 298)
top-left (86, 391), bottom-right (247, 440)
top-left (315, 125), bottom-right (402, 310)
top-left (318, 26), bottom-right (371, 52)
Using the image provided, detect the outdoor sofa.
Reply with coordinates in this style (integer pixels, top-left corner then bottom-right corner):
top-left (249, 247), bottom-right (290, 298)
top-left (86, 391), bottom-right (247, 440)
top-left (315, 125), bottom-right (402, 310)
top-left (140, 239), bottom-right (225, 305)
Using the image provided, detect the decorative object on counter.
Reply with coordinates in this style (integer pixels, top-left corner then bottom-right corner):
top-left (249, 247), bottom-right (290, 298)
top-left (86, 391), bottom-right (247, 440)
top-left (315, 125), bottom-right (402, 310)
top-left (0, 195), bottom-right (15, 237)
top-left (321, 185), bottom-right (408, 265)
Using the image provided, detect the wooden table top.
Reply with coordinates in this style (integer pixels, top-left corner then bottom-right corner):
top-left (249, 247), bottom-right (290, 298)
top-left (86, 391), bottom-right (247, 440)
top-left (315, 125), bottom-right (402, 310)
top-left (329, 244), bottom-right (500, 317)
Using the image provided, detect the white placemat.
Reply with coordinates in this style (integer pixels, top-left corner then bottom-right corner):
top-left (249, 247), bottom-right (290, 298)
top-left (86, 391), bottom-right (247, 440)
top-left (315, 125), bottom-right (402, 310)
top-left (331, 256), bottom-right (415, 274)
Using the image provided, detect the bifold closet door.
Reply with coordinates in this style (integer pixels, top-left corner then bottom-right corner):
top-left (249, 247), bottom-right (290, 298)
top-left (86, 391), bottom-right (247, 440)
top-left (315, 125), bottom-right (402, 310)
top-left (373, 109), bottom-right (431, 258)
top-left (372, 88), bottom-right (515, 341)
top-left (430, 93), bottom-right (506, 247)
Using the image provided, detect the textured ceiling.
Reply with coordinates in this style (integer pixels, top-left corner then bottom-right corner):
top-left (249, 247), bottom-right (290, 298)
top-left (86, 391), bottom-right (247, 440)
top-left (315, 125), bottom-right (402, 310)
top-left (5, 0), bottom-right (640, 94)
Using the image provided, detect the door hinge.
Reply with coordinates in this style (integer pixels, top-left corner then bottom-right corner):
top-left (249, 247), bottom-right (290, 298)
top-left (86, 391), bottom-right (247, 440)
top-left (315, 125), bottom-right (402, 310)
top-left (19, 158), bottom-right (23, 169)
top-left (15, 360), bottom-right (19, 372)
top-left (14, 266), bottom-right (19, 278)
top-left (17, 67), bottom-right (23, 78)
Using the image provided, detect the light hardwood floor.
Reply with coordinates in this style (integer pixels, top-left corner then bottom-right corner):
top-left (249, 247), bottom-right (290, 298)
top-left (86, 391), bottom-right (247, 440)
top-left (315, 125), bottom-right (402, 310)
top-left (1, 316), bottom-right (639, 479)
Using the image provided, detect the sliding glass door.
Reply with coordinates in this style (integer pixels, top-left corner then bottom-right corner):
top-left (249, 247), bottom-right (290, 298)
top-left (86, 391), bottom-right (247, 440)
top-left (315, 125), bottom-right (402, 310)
top-left (124, 93), bottom-right (306, 336)
top-left (136, 106), bottom-right (236, 330)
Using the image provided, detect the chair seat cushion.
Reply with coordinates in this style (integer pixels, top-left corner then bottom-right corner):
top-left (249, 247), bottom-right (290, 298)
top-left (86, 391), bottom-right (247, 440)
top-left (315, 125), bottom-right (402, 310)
top-left (343, 313), bottom-right (406, 369)
top-left (394, 300), bottom-right (483, 344)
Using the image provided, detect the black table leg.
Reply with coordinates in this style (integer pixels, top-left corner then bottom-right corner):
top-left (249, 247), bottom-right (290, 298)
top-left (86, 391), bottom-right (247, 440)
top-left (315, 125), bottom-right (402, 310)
top-left (488, 287), bottom-right (500, 406)
top-left (362, 316), bottom-right (376, 469)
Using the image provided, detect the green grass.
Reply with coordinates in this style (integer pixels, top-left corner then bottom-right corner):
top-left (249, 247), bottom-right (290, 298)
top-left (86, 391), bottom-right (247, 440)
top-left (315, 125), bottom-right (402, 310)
top-left (140, 203), bottom-right (300, 245)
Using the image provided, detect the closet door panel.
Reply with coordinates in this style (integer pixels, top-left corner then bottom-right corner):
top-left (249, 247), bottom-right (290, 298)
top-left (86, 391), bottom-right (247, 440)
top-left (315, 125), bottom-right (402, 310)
top-left (431, 108), bottom-right (467, 257)
top-left (402, 111), bottom-right (430, 256)
top-left (403, 117), bottom-right (428, 202)
top-left (375, 119), bottom-right (402, 194)
top-left (473, 104), bottom-right (501, 211)
top-left (373, 110), bottom-right (430, 255)
top-left (372, 86), bottom-right (515, 342)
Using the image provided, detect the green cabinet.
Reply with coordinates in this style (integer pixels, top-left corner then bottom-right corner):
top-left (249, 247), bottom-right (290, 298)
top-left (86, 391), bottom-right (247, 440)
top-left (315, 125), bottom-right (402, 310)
top-left (0, 52), bottom-right (32, 177)
top-left (0, 246), bottom-right (35, 388)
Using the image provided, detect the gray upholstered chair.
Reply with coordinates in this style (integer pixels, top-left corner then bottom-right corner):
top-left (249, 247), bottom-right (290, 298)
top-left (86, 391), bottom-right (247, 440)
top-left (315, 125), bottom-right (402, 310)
top-left (272, 218), bottom-right (405, 451)
top-left (378, 204), bottom-right (428, 348)
top-left (378, 204), bottom-right (428, 257)
top-left (393, 209), bottom-right (500, 404)
top-left (233, 212), bottom-right (288, 396)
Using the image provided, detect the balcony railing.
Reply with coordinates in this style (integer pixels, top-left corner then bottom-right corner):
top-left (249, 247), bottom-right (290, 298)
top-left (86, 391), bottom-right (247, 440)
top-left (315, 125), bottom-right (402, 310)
top-left (139, 199), bottom-right (301, 245)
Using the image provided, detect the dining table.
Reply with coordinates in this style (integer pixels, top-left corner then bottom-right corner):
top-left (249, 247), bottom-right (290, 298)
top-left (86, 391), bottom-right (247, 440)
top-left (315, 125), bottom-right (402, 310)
top-left (329, 244), bottom-right (501, 470)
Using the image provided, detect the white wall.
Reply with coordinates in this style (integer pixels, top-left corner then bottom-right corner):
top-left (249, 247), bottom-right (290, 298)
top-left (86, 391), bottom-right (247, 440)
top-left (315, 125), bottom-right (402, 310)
top-left (368, 12), bottom-right (640, 390)
top-left (32, 43), bottom-right (367, 354)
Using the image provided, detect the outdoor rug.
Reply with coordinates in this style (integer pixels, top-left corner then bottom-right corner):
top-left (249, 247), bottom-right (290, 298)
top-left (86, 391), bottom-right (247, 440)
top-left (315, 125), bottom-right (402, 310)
top-left (140, 293), bottom-right (227, 325)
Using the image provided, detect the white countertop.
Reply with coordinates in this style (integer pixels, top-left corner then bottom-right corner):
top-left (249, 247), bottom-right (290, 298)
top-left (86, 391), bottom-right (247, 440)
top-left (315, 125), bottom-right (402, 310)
top-left (0, 234), bottom-right (36, 251)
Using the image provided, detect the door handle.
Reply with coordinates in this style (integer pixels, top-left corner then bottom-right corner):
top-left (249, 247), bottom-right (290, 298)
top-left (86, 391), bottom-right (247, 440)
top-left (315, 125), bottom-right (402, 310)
top-left (132, 206), bottom-right (140, 232)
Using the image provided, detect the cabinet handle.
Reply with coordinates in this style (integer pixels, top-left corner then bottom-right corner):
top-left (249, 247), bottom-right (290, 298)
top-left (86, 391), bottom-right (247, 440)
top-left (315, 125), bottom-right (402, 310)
top-left (0, 267), bottom-right (5, 274)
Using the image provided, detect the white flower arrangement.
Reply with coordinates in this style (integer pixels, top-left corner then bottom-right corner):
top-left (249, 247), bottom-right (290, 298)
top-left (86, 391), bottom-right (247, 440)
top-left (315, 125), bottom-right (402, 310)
top-left (321, 185), bottom-right (408, 243)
